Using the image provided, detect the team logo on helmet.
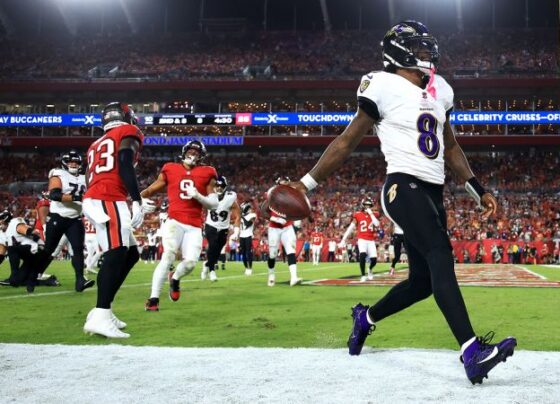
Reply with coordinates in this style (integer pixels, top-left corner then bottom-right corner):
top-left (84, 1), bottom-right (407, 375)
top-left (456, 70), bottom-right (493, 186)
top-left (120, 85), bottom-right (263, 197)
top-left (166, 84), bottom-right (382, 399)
top-left (275, 176), bottom-right (290, 185)
top-left (382, 20), bottom-right (439, 75)
top-left (61, 150), bottom-right (83, 175)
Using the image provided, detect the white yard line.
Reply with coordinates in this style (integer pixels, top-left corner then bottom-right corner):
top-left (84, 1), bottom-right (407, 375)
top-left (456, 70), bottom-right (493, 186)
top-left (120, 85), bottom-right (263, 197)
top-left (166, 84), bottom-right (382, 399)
top-left (514, 264), bottom-right (547, 280)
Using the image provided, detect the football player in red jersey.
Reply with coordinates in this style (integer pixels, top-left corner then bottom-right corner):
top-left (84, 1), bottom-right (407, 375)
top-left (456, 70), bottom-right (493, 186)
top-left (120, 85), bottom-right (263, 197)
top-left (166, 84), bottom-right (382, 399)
top-left (339, 197), bottom-right (380, 282)
top-left (263, 176), bottom-right (303, 287)
top-left (141, 140), bottom-right (218, 311)
top-left (310, 226), bottom-right (324, 266)
top-left (82, 102), bottom-right (155, 338)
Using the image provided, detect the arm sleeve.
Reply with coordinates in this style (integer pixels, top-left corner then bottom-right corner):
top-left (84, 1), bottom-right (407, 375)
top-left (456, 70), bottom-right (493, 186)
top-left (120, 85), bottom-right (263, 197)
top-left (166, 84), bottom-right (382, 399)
top-left (118, 148), bottom-right (141, 202)
top-left (341, 222), bottom-right (356, 243)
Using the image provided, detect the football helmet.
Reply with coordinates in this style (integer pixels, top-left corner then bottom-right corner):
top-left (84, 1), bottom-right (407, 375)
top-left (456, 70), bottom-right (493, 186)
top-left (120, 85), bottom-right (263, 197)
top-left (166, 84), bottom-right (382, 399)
top-left (161, 201), bottom-right (169, 211)
top-left (181, 140), bottom-right (207, 166)
top-left (215, 176), bottom-right (228, 195)
top-left (275, 176), bottom-right (290, 185)
top-left (102, 102), bottom-right (138, 131)
top-left (382, 20), bottom-right (439, 74)
top-left (61, 150), bottom-right (82, 175)
top-left (240, 201), bottom-right (252, 215)
top-left (361, 197), bottom-right (374, 210)
top-left (0, 209), bottom-right (12, 229)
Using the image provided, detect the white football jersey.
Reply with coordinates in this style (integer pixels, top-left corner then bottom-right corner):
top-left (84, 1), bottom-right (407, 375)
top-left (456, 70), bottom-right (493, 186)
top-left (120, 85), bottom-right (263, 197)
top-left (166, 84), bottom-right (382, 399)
top-left (6, 218), bottom-right (37, 248)
top-left (357, 71), bottom-right (454, 184)
top-left (0, 229), bottom-right (7, 246)
top-left (159, 211), bottom-right (168, 226)
top-left (48, 168), bottom-right (86, 218)
top-left (205, 191), bottom-right (237, 230)
top-left (240, 212), bottom-right (256, 238)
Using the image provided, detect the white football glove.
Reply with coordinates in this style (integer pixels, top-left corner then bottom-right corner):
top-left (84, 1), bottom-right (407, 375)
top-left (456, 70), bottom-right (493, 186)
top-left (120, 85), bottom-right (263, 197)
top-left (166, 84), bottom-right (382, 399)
top-left (338, 241), bottom-right (346, 250)
top-left (131, 201), bottom-right (144, 229)
top-left (365, 208), bottom-right (373, 215)
top-left (141, 197), bottom-right (156, 213)
top-left (184, 184), bottom-right (199, 199)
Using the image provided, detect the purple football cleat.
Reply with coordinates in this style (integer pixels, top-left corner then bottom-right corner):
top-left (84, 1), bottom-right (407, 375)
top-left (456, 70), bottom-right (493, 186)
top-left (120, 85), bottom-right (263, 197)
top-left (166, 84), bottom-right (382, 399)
top-left (461, 331), bottom-right (517, 384)
top-left (347, 303), bottom-right (375, 355)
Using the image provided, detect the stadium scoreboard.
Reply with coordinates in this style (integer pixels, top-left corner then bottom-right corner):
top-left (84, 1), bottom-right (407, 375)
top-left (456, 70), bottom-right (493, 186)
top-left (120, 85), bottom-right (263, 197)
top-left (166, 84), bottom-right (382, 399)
top-left (141, 113), bottom-right (235, 126)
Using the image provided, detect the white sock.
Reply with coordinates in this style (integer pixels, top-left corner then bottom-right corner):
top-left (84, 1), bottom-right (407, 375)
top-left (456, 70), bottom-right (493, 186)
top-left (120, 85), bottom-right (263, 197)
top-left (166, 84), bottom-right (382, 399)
top-left (174, 261), bottom-right (194, 279)
top-left (268, 268), bottom-right (275, 275)
top-left (366, 310), bottom-right (375, 325)
top-left (150, 259), bottom-right (172, 299)
top-left (461, 336), bottom-right (477, 355)
top-left (289, 264), bottom-right (297, 278)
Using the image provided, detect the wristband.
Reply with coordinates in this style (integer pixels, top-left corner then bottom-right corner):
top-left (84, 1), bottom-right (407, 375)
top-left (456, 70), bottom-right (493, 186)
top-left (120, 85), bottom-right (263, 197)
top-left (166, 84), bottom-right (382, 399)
top-left (300, 173), bottom-right (318, 191)
top-left (465, 177), bottom-right (485, 207)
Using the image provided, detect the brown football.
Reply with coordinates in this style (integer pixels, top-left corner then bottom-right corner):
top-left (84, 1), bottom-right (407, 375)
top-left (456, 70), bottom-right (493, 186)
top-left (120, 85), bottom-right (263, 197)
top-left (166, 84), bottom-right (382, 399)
top-left (267, 184), bottom-right (311, 220)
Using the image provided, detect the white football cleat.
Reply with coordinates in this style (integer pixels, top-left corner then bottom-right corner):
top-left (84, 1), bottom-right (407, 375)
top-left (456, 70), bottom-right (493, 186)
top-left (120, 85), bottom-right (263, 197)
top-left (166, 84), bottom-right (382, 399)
top-left (360, 276), bottom-right (367, 282)
top-left (209, 270), bottom-right (218, 282)
top-left (367, 273), bottom-right (374, 281)
top-left (87, 308), bottom-right (127, 329)
top-left (201, 263), bottom-right (209, 280)
top-left (244, 269), bottom-right (252, 276)
top-left (267, 274), bottom-right (275, 287)
top-left (84, 308), bottom-right (130, 338)
top-left (290, 277), bottom-right (303, 287)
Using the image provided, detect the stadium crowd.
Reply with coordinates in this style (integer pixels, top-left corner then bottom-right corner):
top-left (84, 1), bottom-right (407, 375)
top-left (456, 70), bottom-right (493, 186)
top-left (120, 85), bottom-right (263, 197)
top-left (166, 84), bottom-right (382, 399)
top-left (0, 29), bottom-right (556, 82)
top-left (0, 151), bottom-right (558, 265)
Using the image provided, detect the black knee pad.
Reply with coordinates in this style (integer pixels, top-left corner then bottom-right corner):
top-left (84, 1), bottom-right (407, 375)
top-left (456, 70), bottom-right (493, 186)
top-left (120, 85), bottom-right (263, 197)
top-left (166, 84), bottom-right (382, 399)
top-left (287, 253), bottom-right (297, 266)
top-left (127, 246), bottom-right (140, 264)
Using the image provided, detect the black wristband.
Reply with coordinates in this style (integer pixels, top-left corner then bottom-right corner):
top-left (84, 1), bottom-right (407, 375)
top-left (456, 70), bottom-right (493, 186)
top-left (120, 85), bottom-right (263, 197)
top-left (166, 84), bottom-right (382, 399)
top-left (466, 177), bottom-right (485, 197)
top-left (25, 227), bottom-right (34, 237)
top-left (49, 188), bottom-right (63, 202)
top-left (0, 255), bottom-right (4, 265)
top-left (32, 234), bottom-right (41, 242)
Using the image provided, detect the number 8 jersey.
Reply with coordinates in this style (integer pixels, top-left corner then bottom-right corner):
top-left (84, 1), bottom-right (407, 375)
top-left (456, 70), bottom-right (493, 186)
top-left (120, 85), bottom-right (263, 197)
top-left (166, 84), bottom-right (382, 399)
top-left (85, 123), bottom-right (144, 201)
top-left (357, 71), bottom-right (453, 185)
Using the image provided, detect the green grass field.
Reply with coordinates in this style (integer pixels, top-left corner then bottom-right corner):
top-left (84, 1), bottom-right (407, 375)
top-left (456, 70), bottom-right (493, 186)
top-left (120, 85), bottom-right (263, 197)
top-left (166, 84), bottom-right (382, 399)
top-left (1, 261), bottom-right (559, 351)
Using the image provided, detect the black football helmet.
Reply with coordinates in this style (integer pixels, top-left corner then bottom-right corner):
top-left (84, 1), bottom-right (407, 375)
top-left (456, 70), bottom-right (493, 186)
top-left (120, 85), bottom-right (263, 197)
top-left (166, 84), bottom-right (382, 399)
top-left (275, 176), bottom-right (290, 185)
top-left (382, 20), bottom-right (439, 74)
top-left (0, 209), bottom-right (12, 228)
top-left (361, 197), bottom-right (374, 210)
top-left (181, 140), bottom-right (207, 166)
top-left (61, 150), bottom-right (82, 175)
top-left (215, 176), bottom-right (228, 195)
top-left (240, 201), bottom-right (252, 215)
top-left (102, 102), bottom-right (138, 131)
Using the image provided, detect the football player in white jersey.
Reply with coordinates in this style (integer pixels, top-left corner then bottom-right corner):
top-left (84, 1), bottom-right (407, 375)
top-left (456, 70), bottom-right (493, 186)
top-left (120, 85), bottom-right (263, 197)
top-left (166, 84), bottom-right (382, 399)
top-left (0, 210), bottom-right (48, 291)
top-left (290, 21), bottom-right (514, 384)
top-left (41, 151), bottom-right (94, 292)
top-left (201, 176), bottom-right (240, 282)
top-left (239, 201), bottom-right (256, 275)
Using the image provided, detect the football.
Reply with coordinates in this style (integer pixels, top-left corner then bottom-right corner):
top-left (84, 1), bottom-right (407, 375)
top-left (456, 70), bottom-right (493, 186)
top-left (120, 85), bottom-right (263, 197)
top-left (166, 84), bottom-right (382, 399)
top-left (267, 184), bottom-right (311, 220)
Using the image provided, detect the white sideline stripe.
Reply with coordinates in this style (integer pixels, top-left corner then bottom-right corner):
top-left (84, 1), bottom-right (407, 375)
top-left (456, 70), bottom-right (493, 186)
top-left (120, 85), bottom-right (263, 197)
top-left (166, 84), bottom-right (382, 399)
top-left (543, 265), bottom-right (560, 269)
top-left (0, 264), bottom-right (342, 301)
top-left (1, 343), bottom-right (559, 403)
top-left (514, 265), bottom-right (547, 280)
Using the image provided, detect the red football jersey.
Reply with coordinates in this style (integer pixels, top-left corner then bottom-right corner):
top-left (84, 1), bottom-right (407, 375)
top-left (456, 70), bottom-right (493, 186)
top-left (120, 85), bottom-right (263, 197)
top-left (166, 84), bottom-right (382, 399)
top-left (34, 198), bottom-right (50, 240)
top-left (264, 191), bottom-right (293, 229)
top-left (84, 123), bottom-right (144, 201)
top-left (83, 217), bottom-right (96, 234)
top-left (353, 211), bottom-right (376, 241)
top-left (161, 162), bottom-right (217, 228)
top-left (311, 231), bottom-right (323, 246)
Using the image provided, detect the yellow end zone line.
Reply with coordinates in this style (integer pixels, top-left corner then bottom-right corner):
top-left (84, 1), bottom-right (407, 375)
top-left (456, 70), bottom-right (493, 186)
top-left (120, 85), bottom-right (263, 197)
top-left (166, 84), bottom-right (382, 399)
top-left (0, 264), bottom-right (343, 300)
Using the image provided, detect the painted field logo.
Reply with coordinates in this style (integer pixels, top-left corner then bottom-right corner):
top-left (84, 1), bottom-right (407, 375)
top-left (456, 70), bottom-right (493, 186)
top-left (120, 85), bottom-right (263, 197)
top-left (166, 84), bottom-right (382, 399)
top-left (309, 264), bottom-right (560, 288)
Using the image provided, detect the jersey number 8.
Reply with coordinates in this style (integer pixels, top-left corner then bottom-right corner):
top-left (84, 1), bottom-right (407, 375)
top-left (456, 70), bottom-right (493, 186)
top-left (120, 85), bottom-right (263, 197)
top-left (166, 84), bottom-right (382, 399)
top-left (417, 113), bottom-right (440, 160)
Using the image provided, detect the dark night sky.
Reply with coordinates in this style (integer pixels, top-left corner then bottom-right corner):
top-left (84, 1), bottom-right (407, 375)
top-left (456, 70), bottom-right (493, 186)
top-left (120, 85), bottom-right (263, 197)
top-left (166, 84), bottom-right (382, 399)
top-left (0, 0), bottom-right (557, 36)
